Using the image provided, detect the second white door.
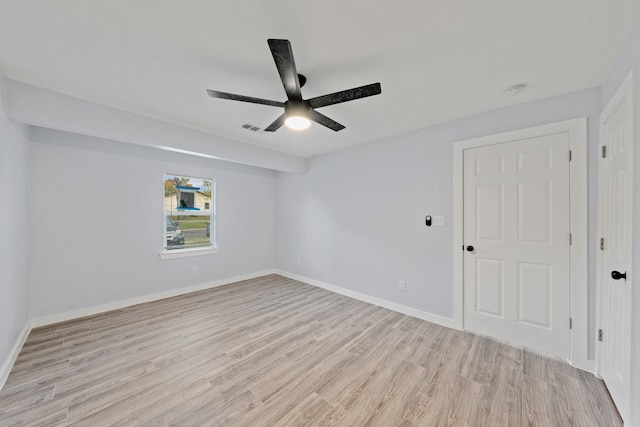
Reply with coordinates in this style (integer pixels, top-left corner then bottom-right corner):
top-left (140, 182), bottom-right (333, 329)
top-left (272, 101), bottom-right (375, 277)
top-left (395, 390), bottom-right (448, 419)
top-left (597, 71), bottom-right (635, 426)
top-left (463, 132), bottom-right (571, 358)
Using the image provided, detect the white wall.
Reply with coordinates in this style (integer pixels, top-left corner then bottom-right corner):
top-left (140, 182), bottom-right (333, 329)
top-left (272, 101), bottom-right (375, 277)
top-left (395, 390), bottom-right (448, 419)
top-left (0, 72), bottom-right (30, 385)
top-left (601, 22), bottom-right (640, 427)
top-left (276, 87), bottom-right (601, 341)
top-left (28, 128), bottom-right (277, 320)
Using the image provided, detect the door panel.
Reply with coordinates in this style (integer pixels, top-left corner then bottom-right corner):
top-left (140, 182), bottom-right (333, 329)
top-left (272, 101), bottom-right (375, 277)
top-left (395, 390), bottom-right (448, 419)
top-left (517, 146), bottom-right (551, 171)
top-left (597, 72), bottom-right (634, 425)
top-left (518, 181), bottom-right (550, 243)
top-left (475, 184), bottom-right (503, 240)
top-left (517, 262), bottom-right (551, 328)
top-left (475, 154), bottom-right (504, 176)
top-left (475, 258), bottom-right (503, 317)
top-left (463, 132), bottom-right (570, 358)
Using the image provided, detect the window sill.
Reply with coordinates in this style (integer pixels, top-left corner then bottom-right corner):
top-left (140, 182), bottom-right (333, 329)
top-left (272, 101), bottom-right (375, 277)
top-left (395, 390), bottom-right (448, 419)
top-left (160, 246), bottom-right (218, 260)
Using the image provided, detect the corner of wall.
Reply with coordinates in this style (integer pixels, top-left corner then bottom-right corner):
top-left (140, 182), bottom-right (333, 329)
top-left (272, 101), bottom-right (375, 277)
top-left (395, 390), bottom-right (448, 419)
top-left (0, 321), bottom-right (31, 391)
top-left (0, 69), bottom-right (32, 391)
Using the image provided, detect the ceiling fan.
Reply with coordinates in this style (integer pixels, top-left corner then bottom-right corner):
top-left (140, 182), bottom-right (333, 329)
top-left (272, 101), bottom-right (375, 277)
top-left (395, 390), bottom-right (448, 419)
top-left (206, 39), bottom-right (382, 132)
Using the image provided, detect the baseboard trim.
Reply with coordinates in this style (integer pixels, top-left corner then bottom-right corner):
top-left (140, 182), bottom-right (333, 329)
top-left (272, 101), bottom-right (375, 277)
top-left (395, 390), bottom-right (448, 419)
top-left (31, 269), bottom-right (277, 328)
top-left (0, 320), bottom-right (31, 391)
top-left (570, 355), bottom-right (595, 374)
top-left (276, 270), bottom-right (458, 330)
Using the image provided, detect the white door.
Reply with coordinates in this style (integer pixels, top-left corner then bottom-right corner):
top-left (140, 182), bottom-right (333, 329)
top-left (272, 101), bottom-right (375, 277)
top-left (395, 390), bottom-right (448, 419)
top-left (463, 132), bottom-right (571, 358)
top-left (597, 71), bottom-right (635, 426)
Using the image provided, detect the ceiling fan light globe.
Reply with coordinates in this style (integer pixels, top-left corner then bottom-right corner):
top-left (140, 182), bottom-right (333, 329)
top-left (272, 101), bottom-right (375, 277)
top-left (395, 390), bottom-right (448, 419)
top-left (285, 115), bottom-right (311, 130)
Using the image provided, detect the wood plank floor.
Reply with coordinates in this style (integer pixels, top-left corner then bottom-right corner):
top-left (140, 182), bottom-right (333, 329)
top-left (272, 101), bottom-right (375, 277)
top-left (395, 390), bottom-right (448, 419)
top-left (0, 274), bottom-right (621, 426)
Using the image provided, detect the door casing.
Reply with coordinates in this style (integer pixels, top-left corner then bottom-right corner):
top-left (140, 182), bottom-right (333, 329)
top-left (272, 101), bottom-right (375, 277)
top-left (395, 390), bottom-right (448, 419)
top-left (452, 118), bottom-right (590, 371)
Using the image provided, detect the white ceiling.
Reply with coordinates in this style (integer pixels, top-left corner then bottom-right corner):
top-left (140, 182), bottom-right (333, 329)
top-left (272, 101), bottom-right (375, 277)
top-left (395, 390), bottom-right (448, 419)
top-left (1, 1), bottom-right (639, 158)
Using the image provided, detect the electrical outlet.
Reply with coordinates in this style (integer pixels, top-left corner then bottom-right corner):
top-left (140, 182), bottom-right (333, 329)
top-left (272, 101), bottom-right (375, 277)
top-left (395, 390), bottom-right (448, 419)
top-left (296, 258), bottom-right (302, 266)
top-left (398, 280), bottom-right (406, 291)
top-left (10, 313), bottom-right (14, 330)
top-left (192, 266), bottom-right (198, 275)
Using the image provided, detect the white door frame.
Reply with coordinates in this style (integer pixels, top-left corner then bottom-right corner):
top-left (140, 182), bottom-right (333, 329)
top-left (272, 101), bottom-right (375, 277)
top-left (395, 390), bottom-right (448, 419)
top-left (595, 70), bottom-right (636, 426)
top-left (452, 118), bottom-right (590, 371)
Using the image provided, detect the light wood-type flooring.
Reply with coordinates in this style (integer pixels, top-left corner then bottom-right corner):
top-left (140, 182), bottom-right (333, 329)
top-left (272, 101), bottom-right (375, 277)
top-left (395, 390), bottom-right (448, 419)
top-left (0, 274), bottom-right (621, 426)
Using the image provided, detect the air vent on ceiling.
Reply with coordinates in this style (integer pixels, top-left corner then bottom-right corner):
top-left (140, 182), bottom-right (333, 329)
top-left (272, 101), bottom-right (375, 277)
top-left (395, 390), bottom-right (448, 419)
top-left (242, 124), bottom-right (261, 132)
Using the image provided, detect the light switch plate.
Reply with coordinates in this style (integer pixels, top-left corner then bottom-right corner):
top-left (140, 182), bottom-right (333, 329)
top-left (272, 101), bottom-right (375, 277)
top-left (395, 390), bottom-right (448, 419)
top-left (432, 215), bottom-right (445, 226)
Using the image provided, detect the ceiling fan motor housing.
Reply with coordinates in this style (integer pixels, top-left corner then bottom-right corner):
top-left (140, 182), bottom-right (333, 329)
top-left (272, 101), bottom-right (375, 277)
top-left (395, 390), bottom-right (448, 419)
top-left (285, 100), bottom-right (311, 118)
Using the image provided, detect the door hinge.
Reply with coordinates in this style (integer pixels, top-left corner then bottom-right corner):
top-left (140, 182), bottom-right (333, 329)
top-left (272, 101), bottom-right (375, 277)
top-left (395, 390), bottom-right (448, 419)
top-left (569, 150), bottom-right (572, 161)
top-left (569, 234), bottom-right (572, 245)
top-left (600, 238), bottom-right (605, 251)
top-left (601, 146), bottom-right (607, 158)
top-left (598, 329), bottom-right (603, 342)
top-left (569, 318), bottom-right (573, 329)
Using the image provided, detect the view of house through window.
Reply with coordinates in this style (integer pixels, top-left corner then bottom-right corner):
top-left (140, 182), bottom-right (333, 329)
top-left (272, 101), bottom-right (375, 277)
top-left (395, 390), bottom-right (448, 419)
top-left (163, 174), bottom-right (215, 251)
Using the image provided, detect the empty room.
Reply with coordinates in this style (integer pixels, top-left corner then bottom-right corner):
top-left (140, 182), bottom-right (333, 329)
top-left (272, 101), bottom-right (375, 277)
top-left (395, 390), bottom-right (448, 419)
top-left (1, 1), bottom-right (639, 426)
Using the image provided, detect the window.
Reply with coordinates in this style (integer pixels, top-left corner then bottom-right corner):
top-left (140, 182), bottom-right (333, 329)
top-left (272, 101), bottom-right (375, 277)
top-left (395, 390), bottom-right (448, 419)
top-left (162, 174), bottom-right (216, 257)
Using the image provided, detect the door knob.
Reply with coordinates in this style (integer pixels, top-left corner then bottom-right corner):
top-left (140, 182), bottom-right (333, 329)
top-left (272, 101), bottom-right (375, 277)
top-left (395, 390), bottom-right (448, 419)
top-left (611, 271), bottom-right (627, 281)
top-left (466, 246), bottom-right (474, 252)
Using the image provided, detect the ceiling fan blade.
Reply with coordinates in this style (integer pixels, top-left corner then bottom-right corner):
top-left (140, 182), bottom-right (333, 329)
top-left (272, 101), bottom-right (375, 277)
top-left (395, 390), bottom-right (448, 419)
top-left (307, 83), bottom-right (381, 109)
top-left (264, 113), bottom-right (287, 132)
top-left (206, 90), bottom-right (284, 107)
top-left (308, 109), bottom-right (345, 132)
top-left (268, 39), bottom-right (303, 102)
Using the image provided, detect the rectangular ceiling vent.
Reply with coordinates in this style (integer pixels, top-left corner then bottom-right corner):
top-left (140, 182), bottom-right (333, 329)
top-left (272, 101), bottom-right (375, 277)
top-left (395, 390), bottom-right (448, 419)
top-left (242, 124), bottom-right (261, 132)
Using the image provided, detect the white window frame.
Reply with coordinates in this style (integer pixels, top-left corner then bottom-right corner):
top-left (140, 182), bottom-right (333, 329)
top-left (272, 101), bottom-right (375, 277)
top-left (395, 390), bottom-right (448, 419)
top-left (160, 173), bottom-right (217, 260)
